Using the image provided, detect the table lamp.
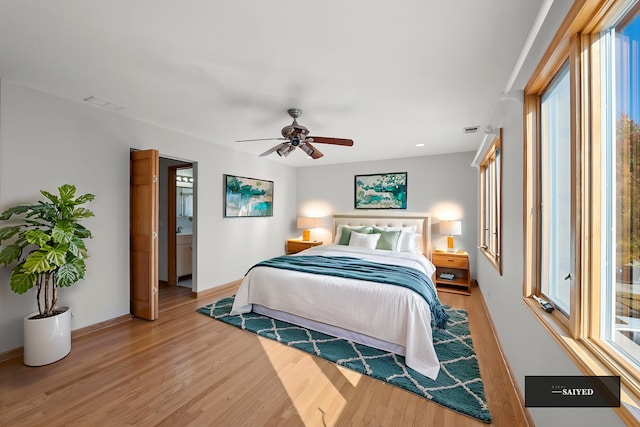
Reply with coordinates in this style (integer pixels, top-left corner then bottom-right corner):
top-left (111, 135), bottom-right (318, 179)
top-left (297, 217), bottom-right (319, 241)
top-left (439, 220), bottom-right (462, 252)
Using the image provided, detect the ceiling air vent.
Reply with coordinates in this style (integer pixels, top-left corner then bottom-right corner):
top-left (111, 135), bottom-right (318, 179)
top-left (83, 96), bottom-right (125, 111)
top-left (463, 126), bottom-right (479, 134)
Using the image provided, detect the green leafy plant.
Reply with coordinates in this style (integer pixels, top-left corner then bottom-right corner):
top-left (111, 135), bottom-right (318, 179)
top-left (0, 184), bottom-right (94, 318)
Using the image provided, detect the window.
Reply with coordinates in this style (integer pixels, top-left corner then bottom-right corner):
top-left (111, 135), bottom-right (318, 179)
top-left (479, 132), bottom-right (502, 274)
top-left (540, 64), bottom-right (572, 315)
top-left (601, 3), bottom-right (640, 370)
top-left (524, 0), bottom-right (640, 420)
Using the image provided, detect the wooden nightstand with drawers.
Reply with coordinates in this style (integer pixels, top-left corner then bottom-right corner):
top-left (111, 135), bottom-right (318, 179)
top-left (286, 239), bottom-right (322, 254)
top-left (432, 250), bottom-right (471, 295)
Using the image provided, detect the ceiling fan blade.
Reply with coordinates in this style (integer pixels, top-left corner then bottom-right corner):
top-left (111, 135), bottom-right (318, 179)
top-left (307, 136), bottom-right (354, 146)
top-left (259, 142), bottom-right (288, 157)
top-left (302, 141), bottom-right (324, 159)
top-left (236, 137), bottom-right (287, 143)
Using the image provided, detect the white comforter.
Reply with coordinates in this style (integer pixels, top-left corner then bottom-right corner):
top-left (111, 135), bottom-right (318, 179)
top-left (230, 244), bottom-right (441, 379)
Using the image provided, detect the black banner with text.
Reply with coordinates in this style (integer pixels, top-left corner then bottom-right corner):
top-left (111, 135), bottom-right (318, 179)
top-left (525, 376), bottom-right (620, 407)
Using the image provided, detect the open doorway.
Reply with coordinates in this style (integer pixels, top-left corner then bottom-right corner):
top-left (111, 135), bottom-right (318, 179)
top-left (159, 157), bottom-right (196, 292)
top-left (172, 165), bottom-right (193, 289)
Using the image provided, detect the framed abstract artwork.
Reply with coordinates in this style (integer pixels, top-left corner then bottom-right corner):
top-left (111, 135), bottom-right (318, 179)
top-left (354, 172), bottom-right (407, 209)
top-left (224, 174), bottom-right (274, 217)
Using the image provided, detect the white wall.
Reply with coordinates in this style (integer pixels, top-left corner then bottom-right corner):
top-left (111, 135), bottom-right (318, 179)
top-left (474, 99), bottom-right (624, 427)
top-left (470, 0), bottom-right (624, 424)
top-left (0, 81), bottom-right (297, 353)
top-left (475, 92), bottom-right (624, 427)
top-left (295, 153), bottom-right (478, 274)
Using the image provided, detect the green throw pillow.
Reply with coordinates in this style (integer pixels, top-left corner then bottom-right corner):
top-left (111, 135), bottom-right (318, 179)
top-left (338, 226), bottom-right (372, 245)
top-left (372, 227), bottom-right (403, 251)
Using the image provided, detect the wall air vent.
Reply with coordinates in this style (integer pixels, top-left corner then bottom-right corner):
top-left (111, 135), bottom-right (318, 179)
top-left (463, 126), bottom-right (479, 134)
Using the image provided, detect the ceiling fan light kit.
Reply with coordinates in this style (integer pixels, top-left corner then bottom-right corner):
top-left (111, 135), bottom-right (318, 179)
top-left (237, 108), bottom-right (354, 160)
top-left (276, 144), bottom-right (296, 157)
top-left (299, 143), bottom-right (314, 157)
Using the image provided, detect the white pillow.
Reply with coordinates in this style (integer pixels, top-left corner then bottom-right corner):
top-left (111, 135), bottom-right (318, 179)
top-left (398, 232), bottom-right (421, 253)
top-left (348, 231), bottom-right (381, 249)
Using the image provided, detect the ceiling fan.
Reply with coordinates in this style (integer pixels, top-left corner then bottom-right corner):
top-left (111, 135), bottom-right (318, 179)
top-left (236, 108), bottom-right (354, 159)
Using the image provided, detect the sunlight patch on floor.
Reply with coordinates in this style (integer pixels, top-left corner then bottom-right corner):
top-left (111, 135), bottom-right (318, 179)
top-left (259, 336), bottom-right (362, 425)
top-left (335, 364), bottom-right (362, 387)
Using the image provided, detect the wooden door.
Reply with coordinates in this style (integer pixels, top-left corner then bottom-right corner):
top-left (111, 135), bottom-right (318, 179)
top-left (130, 149), bottom-right (159, 320)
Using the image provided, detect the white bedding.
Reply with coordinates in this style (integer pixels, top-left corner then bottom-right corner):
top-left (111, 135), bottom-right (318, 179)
top-left (230, 244), bottom-right (441, 379)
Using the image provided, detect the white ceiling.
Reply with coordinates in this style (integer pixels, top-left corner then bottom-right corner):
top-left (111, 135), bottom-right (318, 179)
top-left (0, 1), bottom-right (544, 167)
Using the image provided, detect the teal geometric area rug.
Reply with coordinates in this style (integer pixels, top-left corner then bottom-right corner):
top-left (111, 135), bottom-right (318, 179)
top-left (197, 296), bottom-right (492, 423)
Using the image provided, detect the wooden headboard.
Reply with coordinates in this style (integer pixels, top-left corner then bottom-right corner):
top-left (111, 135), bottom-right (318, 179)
top-left (333, 212), bottom-right (432, 259)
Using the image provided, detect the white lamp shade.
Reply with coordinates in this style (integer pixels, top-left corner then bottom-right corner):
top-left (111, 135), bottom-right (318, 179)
top-left (439, 220), bottom-right (462, 236)
top-left (297, 217), bottom-right (319, 229)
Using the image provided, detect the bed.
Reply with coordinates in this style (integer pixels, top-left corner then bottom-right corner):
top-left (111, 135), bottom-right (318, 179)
top-left (230, 213), bottom-right (446, 380)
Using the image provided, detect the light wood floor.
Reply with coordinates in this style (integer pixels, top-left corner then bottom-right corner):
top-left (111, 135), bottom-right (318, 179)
top-left (0, 283), bottom-right (530, 426)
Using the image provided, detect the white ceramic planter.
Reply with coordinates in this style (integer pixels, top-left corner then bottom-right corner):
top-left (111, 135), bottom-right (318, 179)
top-left (23, 307), bottom-right (71, 366)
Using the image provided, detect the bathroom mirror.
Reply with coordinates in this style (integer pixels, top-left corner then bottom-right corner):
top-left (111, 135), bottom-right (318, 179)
top-left (177, 187), bottom-right (193, 218)
top-left (176, 168), bottom-right (193, 218)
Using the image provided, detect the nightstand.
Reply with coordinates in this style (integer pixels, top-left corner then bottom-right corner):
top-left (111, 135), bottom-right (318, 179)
top-left (432, 250), bottom-right (471, 295)
top-left (286, 239), bottom-right (322, 254)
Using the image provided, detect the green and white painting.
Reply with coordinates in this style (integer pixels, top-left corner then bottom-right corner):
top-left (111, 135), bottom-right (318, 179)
top-left (355, 172), bottom-right (407, 209)
top-left (224, 174), bottom-right (273, 217)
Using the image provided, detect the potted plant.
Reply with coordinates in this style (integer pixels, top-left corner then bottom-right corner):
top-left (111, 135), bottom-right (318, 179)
top-left (0, 184), bottom-right (94, 366)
